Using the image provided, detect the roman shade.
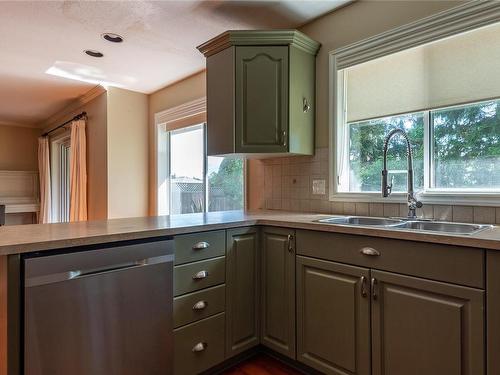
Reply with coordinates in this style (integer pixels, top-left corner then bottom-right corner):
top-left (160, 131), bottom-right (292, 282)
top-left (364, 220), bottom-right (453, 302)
top-left (345, 22), bottom-right (500, 123)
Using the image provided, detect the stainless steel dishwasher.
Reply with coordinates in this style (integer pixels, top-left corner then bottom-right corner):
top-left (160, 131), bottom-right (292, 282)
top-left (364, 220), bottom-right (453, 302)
top-left (23, 238), bottom-right (174, 375)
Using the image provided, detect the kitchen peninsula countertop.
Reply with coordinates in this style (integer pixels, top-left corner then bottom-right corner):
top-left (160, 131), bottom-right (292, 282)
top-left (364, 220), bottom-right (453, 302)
top-left (1, 210), bottom-right (500, 255)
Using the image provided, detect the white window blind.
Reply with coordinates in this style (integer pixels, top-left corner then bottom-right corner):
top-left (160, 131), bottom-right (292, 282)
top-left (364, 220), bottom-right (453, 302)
top-left (345, 22), bottom-right (500, 123)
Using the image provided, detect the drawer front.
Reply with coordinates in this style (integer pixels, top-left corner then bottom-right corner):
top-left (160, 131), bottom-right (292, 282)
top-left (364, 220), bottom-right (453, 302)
top-left (174, 230), bottom-right (226, 265)
top-left (296, 230), bottom-right (484, 288)
top-left (174, 313), bottom-right (225, 375)
top-left (174, 257), bottom-right (225, 296)
top-left (174, 285), bottom-right (225, 328)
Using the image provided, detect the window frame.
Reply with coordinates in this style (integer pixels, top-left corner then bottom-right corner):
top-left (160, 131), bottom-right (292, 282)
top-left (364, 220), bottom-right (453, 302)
top-left (154, 98), bottom-right (246, 216)
top-left (329, 1), bottom-right (500, 206)
top-left (50, 131), bottom-right (71, 222)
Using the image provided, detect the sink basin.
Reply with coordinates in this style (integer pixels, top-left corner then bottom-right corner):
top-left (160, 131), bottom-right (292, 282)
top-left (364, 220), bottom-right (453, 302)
top-left (401, 221), bottom-right (491, 235)
top-left (316, 216), bottom-right (492, 235)
top-left (317, 216), bottom-right (405, 227)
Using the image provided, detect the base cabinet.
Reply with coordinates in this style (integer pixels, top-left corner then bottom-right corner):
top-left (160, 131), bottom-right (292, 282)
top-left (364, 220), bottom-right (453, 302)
top-left (371, 270), bottom-right (484, 375)
top-left (225, 227), bottom-right (260, 357)
top-left (261, 227), bottom-right (296, 359)
top-left (296, 256), bottom-right (371, 375)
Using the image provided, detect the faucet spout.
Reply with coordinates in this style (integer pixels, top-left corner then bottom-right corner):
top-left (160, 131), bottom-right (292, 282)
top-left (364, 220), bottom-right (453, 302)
top-left (381, 128), bottom-right (422, 219)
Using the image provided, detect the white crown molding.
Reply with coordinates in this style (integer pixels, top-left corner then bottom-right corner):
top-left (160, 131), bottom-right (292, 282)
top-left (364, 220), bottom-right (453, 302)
top-left (154, 97), bottom-right (207, 126)
top-left (40, 84), bottom-right (106, 131)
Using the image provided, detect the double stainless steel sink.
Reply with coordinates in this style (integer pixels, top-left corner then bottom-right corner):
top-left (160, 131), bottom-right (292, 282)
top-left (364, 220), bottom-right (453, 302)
top-left (316, 216), bottom-right (492, 235)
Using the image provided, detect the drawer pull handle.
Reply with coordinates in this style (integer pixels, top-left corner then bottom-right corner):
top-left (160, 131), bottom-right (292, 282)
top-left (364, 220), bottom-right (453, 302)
top-left (192, 300), bottom-right (208, 310)
top-left (193, 270), bottom-right (209, 280)
top-left (360, 247), bottom-right (380, 256)
top-left (192, 342), bottom-right (208, 353)
top-left (193, 241), bottom-right (210, 250)
top-left (287, 234), bottom-right (294, 253)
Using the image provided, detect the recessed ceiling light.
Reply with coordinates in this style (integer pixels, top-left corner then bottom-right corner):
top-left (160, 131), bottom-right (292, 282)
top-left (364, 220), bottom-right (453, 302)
top-left (102, 33), bottom-right (124, 43)
top-left (84, 50), bottom-right (104, 58)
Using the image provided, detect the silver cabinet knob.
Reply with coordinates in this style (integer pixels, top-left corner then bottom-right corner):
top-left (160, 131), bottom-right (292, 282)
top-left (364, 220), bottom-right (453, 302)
top-left (303, 97), bottom-right (311, 113)
top-left (360, 247), bottom-right (380, 256)
top-left (193, 241), bottom-right (210, 250)
top-left (193, 270), bottom-right (209, 280)
top-left (192, 300), bottom-right (207, 310)
top-left (192, 342), bottom-right (207, 352)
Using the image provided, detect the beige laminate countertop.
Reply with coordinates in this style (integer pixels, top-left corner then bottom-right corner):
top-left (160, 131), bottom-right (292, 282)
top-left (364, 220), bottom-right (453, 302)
top-left (1, 210), bottom-right (500, 256)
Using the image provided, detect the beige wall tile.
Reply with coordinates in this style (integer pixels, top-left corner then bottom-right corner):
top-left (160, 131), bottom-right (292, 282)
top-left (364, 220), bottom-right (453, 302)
top-left (383, 203), bottom-right (399, 218)
top-left (497, 208), bottom-right (500, 224)
top-left (417, 204), bottom-right (434, 219)
top-left (300, 199), bottom-right (311, 212)
top-left (434, 205), bottom-right (452, 221)
top-left (473, 206), bottom-right (496, 224)
top-left (344, 202), bottom-right (356, 215)
top-left (369, 203), bottom-right (384, 217)
top-left (331, 202), bottom-right (344, 214)
top-left (452, 206), bottom-right (473, 223)
top-left (355, 203), bottom-right (369, 216)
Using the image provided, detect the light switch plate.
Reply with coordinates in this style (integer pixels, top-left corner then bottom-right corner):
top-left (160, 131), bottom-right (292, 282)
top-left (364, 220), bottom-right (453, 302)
top-left (312, 179), bottom-right (326, 195)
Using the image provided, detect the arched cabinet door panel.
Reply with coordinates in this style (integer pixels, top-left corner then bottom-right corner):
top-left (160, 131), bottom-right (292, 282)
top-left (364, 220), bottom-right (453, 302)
top-left (235, 46), bottom-right (289, 154)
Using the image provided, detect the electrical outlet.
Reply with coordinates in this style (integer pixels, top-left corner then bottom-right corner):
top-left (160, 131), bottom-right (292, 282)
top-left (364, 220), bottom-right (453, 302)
top-left (312, 179), bottom-right (326, 195)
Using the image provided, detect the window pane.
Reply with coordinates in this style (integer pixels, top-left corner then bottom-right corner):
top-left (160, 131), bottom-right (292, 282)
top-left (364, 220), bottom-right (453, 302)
top-left (170, 125), bottom-right (204, 214)
top-left (348, 113), bottom-right (424, 192)
top-left (433, 100), bottom-right (500, 189)
top-left (207, 157), bottom-right (244, 212)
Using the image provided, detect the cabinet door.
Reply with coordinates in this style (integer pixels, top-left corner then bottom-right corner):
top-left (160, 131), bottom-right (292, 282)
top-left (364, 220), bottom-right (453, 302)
top-left (371, 270), bottom-right (484, 375)
top-left (235, 46), bottom-right (289, 154)
top-left (261, 227), bottom-right (295, 359)
top-left (225, 227), bottom-right (260, 357)
top-left (296, 256), bottom-right (370, 375)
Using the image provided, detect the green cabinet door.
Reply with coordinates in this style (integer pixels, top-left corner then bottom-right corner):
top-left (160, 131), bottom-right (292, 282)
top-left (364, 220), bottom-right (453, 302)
top-left (261, 227), bottom-right (295, 359)
top-left (371, 270), bottom-right (484, 375)
top-left (235, 46), bottom-right (289, 154)
top-left (296, 256), bottom-right (371, 375)
top-left (225, 227), bottom-right (260, 358)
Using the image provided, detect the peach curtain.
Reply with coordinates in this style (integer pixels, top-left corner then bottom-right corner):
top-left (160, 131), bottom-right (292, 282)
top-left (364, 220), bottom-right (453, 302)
top-left (37, 137), bottom-right (51, 224)
top-left (69, 119), bottom-right (87, 221)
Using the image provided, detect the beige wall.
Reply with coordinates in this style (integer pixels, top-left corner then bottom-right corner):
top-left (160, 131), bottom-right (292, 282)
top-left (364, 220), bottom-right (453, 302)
top-left (107, 87), bottom-right (149, 219)
top-left (299, 0), bottom-right (462, 148)
top-left (0, 125), bottom-right (40, 171)
top-left (44, 92), bottom-right (108, 220)
top-left (148, 71), bottom-right (206, 214)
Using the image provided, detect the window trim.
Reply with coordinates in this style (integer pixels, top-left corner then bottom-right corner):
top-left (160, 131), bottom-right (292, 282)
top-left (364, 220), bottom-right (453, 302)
top-left (329, 1), bottom-right (500, 206)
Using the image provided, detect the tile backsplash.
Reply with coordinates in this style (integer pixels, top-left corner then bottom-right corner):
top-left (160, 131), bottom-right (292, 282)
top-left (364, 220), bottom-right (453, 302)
top-left (254, 147), bottom-right (500, 225)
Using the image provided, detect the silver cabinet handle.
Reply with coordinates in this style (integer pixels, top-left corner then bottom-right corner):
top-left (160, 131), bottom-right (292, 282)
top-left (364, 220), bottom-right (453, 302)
top-left (360, 247), bottom-right (380, 256)
top-left (360, 276), bottom-right (368, 298)
top-left (303, 97), bottom-right (311, 113)
top-left (371, 278), bottom-right (378, 300)
top-left (282, 130), bottom-right (287, 147)
top-left (193, 241), bottom-right (210, 250)
top-left (192, 342), bottom-right (207, 353)
top-left (287, 234), bottom-right (294, 253)
top-left (192, 300), bottom-right (208, 310)
top-left (193, 270), bottom-right (208, 280)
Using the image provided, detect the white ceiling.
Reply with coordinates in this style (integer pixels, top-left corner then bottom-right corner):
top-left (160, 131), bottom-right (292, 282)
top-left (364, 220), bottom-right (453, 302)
top-left (0, 0), bottom-right (349, 127)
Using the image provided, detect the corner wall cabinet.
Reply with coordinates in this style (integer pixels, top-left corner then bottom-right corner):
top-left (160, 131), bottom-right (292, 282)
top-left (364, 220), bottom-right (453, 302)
top-left (197, 30), bottom-right (320, 157)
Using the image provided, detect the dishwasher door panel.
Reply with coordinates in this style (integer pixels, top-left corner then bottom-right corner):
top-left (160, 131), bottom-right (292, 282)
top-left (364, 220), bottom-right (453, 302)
top-left (24, 243), bottom-right (173, 375)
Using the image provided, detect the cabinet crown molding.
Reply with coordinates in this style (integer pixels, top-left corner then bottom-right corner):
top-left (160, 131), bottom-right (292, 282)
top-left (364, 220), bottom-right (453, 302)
top-left (197, 29), bottom-right (321, 57)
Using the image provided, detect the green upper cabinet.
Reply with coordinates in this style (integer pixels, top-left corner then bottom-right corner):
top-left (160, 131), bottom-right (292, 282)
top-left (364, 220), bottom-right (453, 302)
top-left (198, 30), bottom-right (320, 157)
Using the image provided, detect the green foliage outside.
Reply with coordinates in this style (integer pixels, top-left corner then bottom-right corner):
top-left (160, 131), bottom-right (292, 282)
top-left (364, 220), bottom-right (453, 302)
top-left (348, 100), bottom-right (500, 192)
top-left (208, 158), bottom-right (244, 211)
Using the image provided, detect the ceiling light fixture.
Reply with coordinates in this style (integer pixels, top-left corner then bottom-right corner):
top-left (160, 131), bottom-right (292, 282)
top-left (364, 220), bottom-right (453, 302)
top-left (84, 50), bottom-right (104, 58)
top-left (102, 33), bottom-right (124, 43)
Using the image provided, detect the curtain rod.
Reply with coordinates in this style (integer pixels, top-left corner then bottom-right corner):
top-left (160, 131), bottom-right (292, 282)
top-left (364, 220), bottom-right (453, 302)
top-left (42, 111), bottom-right (87, 137)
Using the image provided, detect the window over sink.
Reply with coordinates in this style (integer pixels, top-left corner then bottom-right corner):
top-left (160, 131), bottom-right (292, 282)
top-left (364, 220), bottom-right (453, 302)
top-left (330, 10), bottom-right (500, 205)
